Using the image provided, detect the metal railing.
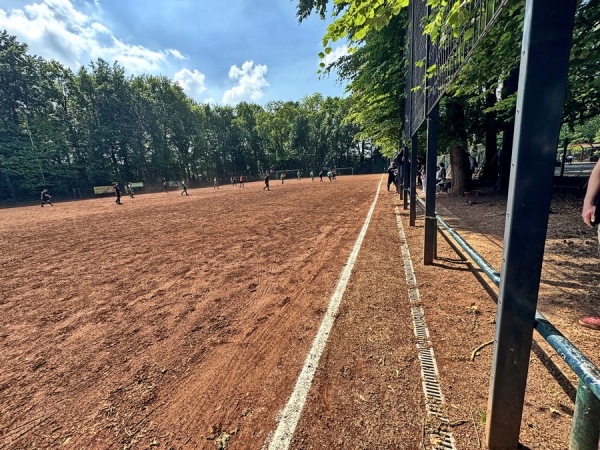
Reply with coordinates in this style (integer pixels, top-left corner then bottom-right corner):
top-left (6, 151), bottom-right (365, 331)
top-left (413, 194), bottom-right (600, 449)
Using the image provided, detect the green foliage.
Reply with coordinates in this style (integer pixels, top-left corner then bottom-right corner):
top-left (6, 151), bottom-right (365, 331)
top-left (0, 32), bottom-right (375, 201)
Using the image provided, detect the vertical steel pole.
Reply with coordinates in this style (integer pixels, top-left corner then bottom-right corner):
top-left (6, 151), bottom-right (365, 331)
top-left (570, 380), bottom-right (600, 450)
top-left (410, 134), bottom-right (418, 226)
top-left (485, 0), bottom-right (577, 448)
top-left (403, 147), bottom-right (410, 210)
top-left (424, 103), bottom-right (439, 265)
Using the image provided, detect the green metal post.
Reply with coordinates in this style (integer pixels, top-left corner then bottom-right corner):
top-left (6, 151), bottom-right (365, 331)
top-left (570, 380), bottom-right (600, 450)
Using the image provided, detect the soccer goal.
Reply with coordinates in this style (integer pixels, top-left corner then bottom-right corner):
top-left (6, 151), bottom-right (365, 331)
top-left (334, 167), bottom-right (354, 176)
top-left (275, 169), bottom-right (302, 180)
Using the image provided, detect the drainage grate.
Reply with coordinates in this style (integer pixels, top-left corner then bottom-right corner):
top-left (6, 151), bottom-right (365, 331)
top-left (395, 207), bottom-right (457, 450)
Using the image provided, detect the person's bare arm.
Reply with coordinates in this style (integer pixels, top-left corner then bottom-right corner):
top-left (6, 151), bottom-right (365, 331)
top-left (582, 161), bottom-right (600, 227)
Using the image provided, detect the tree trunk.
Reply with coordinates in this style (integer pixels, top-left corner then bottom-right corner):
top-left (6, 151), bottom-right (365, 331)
top-left (497, 67), bottom-right (519, 194)
top-left (497, 119), bottom-right (514, 194)
top-left (450, 145), bottom-right (471, 196)
top-left (482, 91), bottom-right (498, 183)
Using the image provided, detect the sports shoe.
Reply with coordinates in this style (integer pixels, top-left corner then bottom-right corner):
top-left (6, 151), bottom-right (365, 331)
top-left (578, 316), bottom-right (600, 330)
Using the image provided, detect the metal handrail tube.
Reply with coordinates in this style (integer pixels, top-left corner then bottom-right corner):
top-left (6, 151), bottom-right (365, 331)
top-left (414, 195), bottom-right (600, 402)
top-left (534, 313), bottom-right (600, 401)
top-left (415, 196), bottom-right (500, 285)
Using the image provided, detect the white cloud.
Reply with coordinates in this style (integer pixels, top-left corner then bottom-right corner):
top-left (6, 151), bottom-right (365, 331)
top-left (174, 68), bottom-right (207, 99)
top-left (167, 49), bottom-right (186, 60)
top-left (0, 0), bottom-right (185, 74)
top-left (323, 45), bottom-right (350, 66)
top-left (222, 61), bottom-right (269, 105)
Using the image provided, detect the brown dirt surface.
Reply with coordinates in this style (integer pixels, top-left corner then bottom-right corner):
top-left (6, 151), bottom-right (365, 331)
top-left (0, 175), bottom-right (598, 449)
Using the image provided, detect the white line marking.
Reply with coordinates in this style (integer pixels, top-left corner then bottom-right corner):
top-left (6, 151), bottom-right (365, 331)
top-left (266, 179), bottom-right (383, 450)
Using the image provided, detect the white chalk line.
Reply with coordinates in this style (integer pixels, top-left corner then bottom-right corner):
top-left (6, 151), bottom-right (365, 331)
top-left (265, 178), bottom-right (383, 450)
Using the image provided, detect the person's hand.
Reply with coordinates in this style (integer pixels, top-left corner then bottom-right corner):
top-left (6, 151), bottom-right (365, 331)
top-left (582, 202), bottom-right (596, 227)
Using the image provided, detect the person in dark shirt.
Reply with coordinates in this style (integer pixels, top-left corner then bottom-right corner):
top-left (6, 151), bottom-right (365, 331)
top-left (162, 178), bottom-right (168, 193)
top-left (387, 163), bottom-right (397, 191)
top-left (416, 157), bottom-right (423, 186)
top-left (40, 188), bottom-right (53, 207)
top-left (319, 170), bottom-right (323, 182)
top-left (263, 173), bottom-right (270, 191)
top-left (113, 182), bottom-right (122, 205)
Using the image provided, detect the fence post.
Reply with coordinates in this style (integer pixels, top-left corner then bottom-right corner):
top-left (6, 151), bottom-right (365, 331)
top-left (424, 103), bottom-right (439, 265)
top-left (570, 380), bottom-right (600, 450)
top-left (403, 146), bottom-right (410, 210)
top-left (410, 134), bottom-right (418, 226)
top-left (485, 0), bottom-right (577, 448)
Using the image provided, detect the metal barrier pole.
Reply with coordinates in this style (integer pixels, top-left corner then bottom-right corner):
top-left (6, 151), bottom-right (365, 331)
top-left (485, 0), bottom-right (577, 447)
top-left (410, 134), bottom-right (418, 226)
top-left (403, 147), bottom-right (410, 210)
top-left (570, 380), bottom-right (600, 450)
top-left (424, 103), bottom-right (439, 265)
top-left (418, 190), bottom-right (600, 450)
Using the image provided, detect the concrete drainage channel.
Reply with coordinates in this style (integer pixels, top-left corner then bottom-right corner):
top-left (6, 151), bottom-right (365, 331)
top-left (395, 206), bottom-right (457, 450)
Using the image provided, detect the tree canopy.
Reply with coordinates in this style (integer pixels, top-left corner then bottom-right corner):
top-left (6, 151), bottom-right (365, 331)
top-left (297, 0), bottom-right (600, 180)
top-left (0, 31), bottom-right (386, 202)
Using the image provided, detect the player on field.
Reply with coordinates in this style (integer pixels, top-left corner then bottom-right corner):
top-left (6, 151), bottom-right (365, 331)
top-left (40, 188), bottom-right (53, 207)
top-left (213, 177), bottom-right (220, 189)
top-left (263, 172), bottom-right (270, 191)
top-left (327, 170), bottom-right (333, 182)
top-left (310, 171), bottom-right (314, 182)
top-left (239, 175), bottom-right (245, 187)
top-left (113, 182), bottom-right (122, 205)
top-left (162, 178), bottom-right (168, 193)
top-left (181, 180), bottom-right (189, 195)
top-left (126, 182), bottom-right (134, 198)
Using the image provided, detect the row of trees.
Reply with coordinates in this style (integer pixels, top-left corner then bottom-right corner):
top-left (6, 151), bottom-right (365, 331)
top-left (0, 31), bottom-right (384, 202)
top-left (297, 0), bottom-right (600, 194)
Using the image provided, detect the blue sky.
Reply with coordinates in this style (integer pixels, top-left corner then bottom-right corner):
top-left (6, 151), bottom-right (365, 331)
top-left (0, 0), bottom-right (349, 105)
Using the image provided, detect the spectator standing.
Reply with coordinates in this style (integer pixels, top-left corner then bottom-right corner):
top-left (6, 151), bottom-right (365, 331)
top-left (436, 163), bottom-right (447, 191)
top-left (416, 157), bottom-right (424, 186)
top-left (469, 154), bottom-right (478, 179)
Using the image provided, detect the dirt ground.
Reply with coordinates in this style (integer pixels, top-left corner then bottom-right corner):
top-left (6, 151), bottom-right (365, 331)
top-left (0, 175), bottom-right (598, 449)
